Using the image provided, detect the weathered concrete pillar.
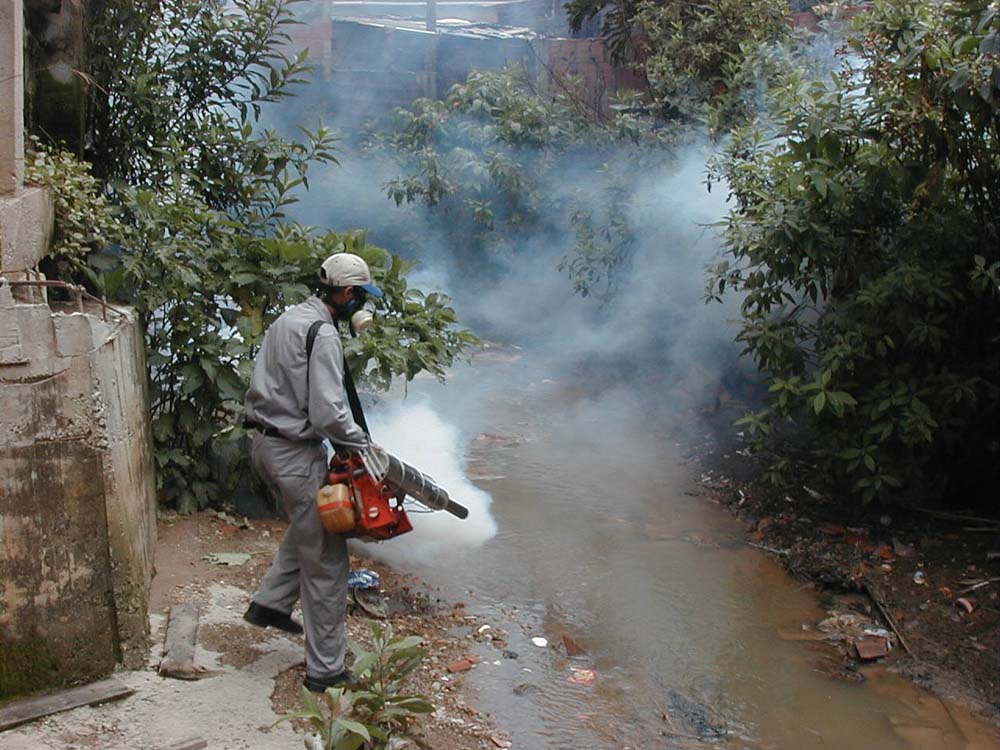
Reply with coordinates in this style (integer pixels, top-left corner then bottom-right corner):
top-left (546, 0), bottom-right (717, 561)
top-left (0, 0), bottom-right (25, 193)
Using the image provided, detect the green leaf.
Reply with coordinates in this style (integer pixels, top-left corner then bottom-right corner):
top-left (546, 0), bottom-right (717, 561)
top-left (812, 391), bottom-right (826, 415)
top-left (333, 719), bottom-right (371, 741)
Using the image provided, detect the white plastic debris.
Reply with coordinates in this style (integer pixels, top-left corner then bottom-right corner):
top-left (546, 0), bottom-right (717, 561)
top-left (531, 637), bottom-right (548, 648)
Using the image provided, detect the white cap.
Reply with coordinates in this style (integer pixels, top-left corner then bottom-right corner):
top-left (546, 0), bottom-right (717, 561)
top-left (318, 253), bottom-right (383, 297)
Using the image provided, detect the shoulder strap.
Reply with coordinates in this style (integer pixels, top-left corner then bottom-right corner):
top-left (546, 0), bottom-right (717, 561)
top-left (306, 320), bottom-right (370, 437)
top-left (306, 320), bottom-right (325, 361)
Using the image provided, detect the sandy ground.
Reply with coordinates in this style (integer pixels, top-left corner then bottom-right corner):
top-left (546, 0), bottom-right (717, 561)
top-left (1, 512), bottom-right (508, 750)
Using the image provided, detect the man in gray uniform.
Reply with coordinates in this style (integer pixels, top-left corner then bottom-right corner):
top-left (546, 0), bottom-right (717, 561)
top-left (242, 252), bottom-right (383, 693)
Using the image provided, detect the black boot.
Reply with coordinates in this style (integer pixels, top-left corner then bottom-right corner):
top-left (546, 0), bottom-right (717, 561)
top-left (303, 670), bottom-right (355, 693)
top-left (243, 602), bottom-right (303, 635)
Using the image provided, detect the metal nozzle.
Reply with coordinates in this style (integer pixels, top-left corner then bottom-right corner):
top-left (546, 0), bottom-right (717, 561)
top-left (383, 454), bottom-right (468, 519)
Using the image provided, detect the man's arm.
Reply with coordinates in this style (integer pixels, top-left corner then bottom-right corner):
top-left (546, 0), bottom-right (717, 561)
top-left (307, 326), bottom-right (369, 450)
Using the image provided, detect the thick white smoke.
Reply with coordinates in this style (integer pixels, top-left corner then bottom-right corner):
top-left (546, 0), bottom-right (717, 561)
top-left (349, 398), bottom-right (497, 565)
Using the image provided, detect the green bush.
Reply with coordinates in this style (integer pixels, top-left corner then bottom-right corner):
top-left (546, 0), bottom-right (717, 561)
top-left (28, 0), bottom-right (476, 511)
top-left (279, 622), bottom-right (434, 750)
top-left (710, 0), bottom-right (1000, 505)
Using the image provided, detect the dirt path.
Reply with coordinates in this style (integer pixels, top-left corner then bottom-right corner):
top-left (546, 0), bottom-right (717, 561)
top-left (2, 512), bottom-right (507, 750)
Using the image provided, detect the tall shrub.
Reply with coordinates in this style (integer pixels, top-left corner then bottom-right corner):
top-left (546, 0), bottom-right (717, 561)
top-left (710, 0), bottom-right (1000, 505)
top-left (28, 0), bottom-right (475, 510)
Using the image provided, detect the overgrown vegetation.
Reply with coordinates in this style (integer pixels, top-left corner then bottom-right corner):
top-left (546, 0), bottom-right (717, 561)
top-left (373, 1), bottom-right (793, 299)
top-left (566, 0), bottom-right (793, 129)
top-left (28, 0), bottom-right (475, 511)
top-left (278, 623), bottom-right (434, 750)
top-left (375, 0), bottom-right (1000, 510)
top-left (709, 0), bottom-right (1000, 506)
top-left (371, 69), bottom-right (670, 300)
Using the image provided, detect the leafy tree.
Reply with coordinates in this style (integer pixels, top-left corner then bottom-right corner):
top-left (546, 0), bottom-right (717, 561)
top-left (709, 0), bottom-right (1000, 506)
top-left (28, 0), bottom-right (475, 511)
top-left (373, 69), bottom-right (669, 300)
top-left (566, 0), bottom-right (792, 129)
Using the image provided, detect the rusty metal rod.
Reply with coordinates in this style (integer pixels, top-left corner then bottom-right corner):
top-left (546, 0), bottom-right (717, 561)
top-left (1, 278), bottom-right (127, 320)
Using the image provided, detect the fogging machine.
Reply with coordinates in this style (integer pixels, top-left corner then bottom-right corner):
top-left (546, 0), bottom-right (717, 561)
top-left (316, 450), bottom-right (469, 541)
top-left (305, 319), bottom-right (467, 540)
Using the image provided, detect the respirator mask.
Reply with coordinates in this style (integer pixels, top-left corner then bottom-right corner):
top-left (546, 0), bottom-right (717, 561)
top-left (333, 288), bottom-right (375, 336)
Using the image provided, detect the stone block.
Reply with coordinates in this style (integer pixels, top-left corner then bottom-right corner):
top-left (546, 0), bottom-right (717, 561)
top-left (0, 0), bottom-right (24, 193)
top-left (0, 283), bottom-right (25, 365)
top-left (0, 188), bottom-right (54, 272)
top-left (10, 304), bottom-right (56, 374)
top-left (53, 312), bottom-right (95, 357)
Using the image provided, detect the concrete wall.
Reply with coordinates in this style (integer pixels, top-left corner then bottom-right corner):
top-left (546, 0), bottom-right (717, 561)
top-left (318, 18), bottom-right (645, 125)
top-left (0, 0), bottom-right (157, 702)
top-left (0, 295), bottom-right (157, 699)
top-left (536, 38), bottom-right (648, 117)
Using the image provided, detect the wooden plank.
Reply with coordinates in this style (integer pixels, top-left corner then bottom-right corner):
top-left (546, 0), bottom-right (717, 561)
top-left (160, 738), bottom-right (208, 750)
top-left (158, 603), bottom-right (201, 680)
top-left (0, 677), bottom-right (133, 731)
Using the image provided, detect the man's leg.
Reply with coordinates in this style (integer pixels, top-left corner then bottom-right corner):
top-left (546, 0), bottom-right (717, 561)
top-left (277, 457), bottom-right (350, 680)
top-left (252, 439), bottom-right (351, 681)
top-left (249, 437), bottom-right (303, 617)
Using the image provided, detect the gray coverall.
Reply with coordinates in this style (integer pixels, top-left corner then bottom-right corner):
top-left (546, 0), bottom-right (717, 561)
top-left (244, 295), bottom-right (369, 681)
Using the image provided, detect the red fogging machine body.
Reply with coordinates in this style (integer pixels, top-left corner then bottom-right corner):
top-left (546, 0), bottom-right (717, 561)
top-left (316, 451), bottom-right (468, 541)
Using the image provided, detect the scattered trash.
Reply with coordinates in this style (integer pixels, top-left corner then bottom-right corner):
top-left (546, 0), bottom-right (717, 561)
top-left (492, 660), bottom-right (501, 666)
top-left (347, 583), bottom-right (389, 620)
top-left (562, 635), bottom-right (586, 656)
top-left (489, 735), bottom-right (512, 749)
top-left (854, 634), bottom-right (891, 660)
top-left (477, 624), bottom-right (492, 634)
top-left (955, 597), bottom-right (976, 614)
top-left (892, 538), bottom-right (915, 558)
top-left (956, 577), bottom-right (1000, 595)
top-left (202, 552), bottom-right (251, 566)
top-left (531, 636), bottom-right (548, 648)
top-left (818, 613), bottom-right (872, 641)
top-left (913, 571), bottom-right (926, 585)
top-left (502, 650), bottom-right (519, 660)
top-left (567, 668), bottom-right (597, 685)
top-left (816, 522), bottom-right (846, 536)
top-left (212, 510), bottom-right (251, 529)
top-left (447, 659), bottom-right (474, 673)
top-left (347, 569), bottom-right (381, 589)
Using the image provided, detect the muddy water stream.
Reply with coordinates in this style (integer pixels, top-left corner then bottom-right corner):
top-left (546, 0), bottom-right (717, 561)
top-left (395, 356), bottom-right (996, 750)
